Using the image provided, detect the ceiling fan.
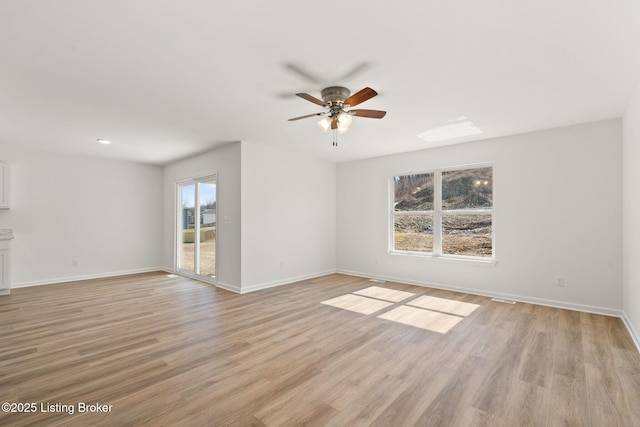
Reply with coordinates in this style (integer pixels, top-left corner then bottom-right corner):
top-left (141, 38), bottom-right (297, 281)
top-left (288, 86), bottom-right (387, 145)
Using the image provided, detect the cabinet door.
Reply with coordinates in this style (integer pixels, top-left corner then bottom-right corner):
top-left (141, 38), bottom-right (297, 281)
top-left (0, 162), bottom-right (9, 209)
top-left (0, 249), bottom-right (9, 291)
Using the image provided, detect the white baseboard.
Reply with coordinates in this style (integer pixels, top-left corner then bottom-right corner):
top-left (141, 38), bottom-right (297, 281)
top-left (622, 312), bottom-right (640, 353)
top-left (163, 270), bottom-right (334, 294)
top-left (239, 269), bottom-right (336, 294)
top-left (215, 281), bottom-right (241, 293)
top-left (336, 268), bottom-right (623, 318)
top-left (11, 267), bottom-right (167, 289)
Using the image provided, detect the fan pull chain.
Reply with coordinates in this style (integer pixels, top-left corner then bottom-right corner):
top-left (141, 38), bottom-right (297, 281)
top-left (332, 129), bottom-right (338, 147)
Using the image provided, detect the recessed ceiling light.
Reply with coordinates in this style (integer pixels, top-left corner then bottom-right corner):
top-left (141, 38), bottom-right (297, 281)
top-left (97, 139), bottom-right (111, 145)
top-left (417, 117), bottom-right (483, 145)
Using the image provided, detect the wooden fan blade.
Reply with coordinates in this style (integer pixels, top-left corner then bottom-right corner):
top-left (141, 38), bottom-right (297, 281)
top-left (331, 119), bottom-right (338, 130)
top-left (351, 109), bottom-right (387, 119)
top-left (344, 87), bottom-right (377, 107)
top-left (288, 112), bottom-right (324, 121)
top-left (296, 93), bottom-right (326, 107)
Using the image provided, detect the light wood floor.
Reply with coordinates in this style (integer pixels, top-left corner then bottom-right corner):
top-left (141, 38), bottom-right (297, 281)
top-left (1, 272), bottom-right (639, 426)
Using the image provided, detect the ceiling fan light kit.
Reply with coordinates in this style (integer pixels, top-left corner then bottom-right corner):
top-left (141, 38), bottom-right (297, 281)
top-left (289, 85), bottom-right (386, 146)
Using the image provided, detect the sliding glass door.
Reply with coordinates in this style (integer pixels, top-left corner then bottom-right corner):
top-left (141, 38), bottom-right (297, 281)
top-left (177, 175), bottom-right (216, 281)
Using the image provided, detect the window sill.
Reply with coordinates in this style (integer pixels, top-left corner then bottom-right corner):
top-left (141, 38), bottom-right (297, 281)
top-left (389, 251), bottom-right (497, 267)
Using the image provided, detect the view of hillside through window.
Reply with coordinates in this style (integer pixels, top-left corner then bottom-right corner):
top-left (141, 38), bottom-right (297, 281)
top-left (393, 167), bottom-right (493, 258)
top-left (393, 173), bottom-right (434, 253)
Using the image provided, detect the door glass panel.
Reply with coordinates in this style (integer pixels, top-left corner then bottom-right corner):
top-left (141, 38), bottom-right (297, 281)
top-left (179, 183), bottom-right (195, 274)
top-left (198, 179), bottom-right (216, 278)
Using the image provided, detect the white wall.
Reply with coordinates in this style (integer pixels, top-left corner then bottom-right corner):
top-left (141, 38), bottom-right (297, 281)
top-left (0, 143), bottom-right (163, 286)
top-left (162, 142), bottom-right (242, 291)
top-left (240, 141), bottom-right (336, 292)
top-left (337, 119), bottom-right (622, 313)
top-left (623, 84), bottom-right (640, 347)
top-left (2, 139), bottom-right (334, 294)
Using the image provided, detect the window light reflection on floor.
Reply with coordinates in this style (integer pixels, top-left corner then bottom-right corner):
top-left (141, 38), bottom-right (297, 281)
top-left (321, 294), bottom-right (393, 315)
top-left (320, 286), bottom-right (479, 334)
top-left (408, 295), bottom-right (479, 317)
top-left (378, 305), bottom-right (464, 333)
top-left (353, 286), bottom-right (415, 302)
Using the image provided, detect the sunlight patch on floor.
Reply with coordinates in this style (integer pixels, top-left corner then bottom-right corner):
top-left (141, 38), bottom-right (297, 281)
top-left (353, 286), bottom-right (415, 302)
top-left (407, 295), bottom-right (479, 317)
top-left (321, 294), bottom-right (394, 315)
top-left (378, 305), bottom-right (464, 333)
top-left (321, 286), bottom-right (479, 334)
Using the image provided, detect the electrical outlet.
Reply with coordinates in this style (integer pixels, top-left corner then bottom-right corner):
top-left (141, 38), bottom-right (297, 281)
top-left (555, 276), bottom-right (565, 287)
top-left (72, 259), bottom-right (79, 267)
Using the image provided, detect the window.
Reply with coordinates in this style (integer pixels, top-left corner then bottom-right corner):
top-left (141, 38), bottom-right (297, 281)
top-left (392, 165), bottom-right (493, 259)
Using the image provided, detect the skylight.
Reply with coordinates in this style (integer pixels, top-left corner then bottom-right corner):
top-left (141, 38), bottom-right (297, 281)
top-left (417, 117), bottom-right (483, 146)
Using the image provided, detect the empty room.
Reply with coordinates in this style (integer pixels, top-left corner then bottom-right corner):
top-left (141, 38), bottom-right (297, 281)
top-left (1, 1), bottom-right (640, 426)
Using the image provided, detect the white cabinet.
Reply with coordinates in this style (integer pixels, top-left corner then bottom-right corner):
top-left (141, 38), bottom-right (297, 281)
top-left (0, 161), bottom-right (9, 209)
top-left (0, 230), bottom-right (12, 295)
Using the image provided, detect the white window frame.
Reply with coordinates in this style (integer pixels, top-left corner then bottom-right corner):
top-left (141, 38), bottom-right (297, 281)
top-left (389, 163), bottom-right (495, 263)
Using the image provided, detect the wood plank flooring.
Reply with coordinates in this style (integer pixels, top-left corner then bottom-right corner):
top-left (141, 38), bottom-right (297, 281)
top-left (1, 272), bottom-right (639, 426)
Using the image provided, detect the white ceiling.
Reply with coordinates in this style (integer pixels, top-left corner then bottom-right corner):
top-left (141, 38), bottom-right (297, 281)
top-left (2, 1), bottom-right (639, 165)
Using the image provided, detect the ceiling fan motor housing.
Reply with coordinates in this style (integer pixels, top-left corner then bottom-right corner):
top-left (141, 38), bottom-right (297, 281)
top-left (321, 86), bottom-right (351, 103)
